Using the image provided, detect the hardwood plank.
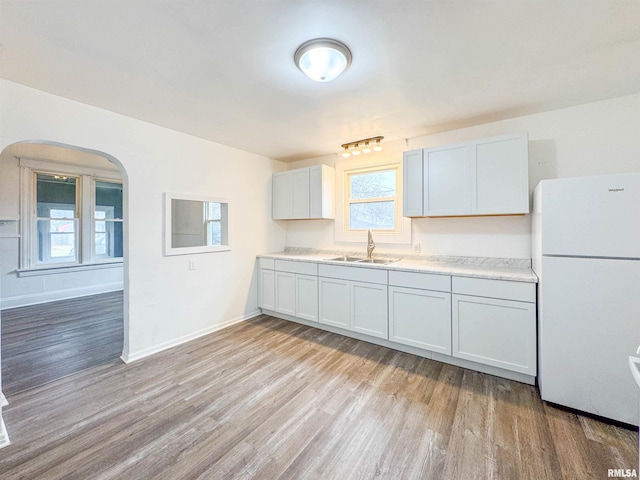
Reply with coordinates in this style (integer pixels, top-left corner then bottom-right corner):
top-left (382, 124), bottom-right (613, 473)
top-left (0, 315), bottom-right (636, 479)
top-left (1, 291), bottom-right (124, 397)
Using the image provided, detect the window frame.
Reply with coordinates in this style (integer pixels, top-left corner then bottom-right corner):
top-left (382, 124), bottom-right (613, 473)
top-left (334, 159), bottom-right (411, 244)
top-left (19, 158), bottom-right (123, 272)
top-left (163, 192), bottom-right (231, 256)
top-left (92, 178), bottom-right (124, 262)
top-left (344, 164), bottom-right (402, 233)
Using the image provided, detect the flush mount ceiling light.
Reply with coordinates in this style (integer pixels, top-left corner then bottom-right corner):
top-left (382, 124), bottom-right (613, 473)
top-left (294, 38), bottom-right (352, 82)
top-left (341, 136), bottom-right (384, 158)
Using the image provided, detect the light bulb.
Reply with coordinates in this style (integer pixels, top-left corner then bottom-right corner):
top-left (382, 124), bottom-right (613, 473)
top-left (295, 39), bottom-right (352, 83)
top-left (342, 151), bottom-right (351, 158)
top-left (373, 140), bottom-right (382, 152)
top-left (352, 149), bottom-right (361, 156)
top-left (362, 142), bottom-right (371, 154)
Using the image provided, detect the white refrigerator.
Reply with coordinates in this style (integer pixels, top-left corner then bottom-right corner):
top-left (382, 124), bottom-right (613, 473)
top-left (533, 172), bottom-right (640, 426)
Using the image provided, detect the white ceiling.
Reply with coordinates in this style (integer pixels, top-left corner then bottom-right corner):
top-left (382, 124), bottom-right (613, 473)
top-left (1, 1), bottom-right (639, 162)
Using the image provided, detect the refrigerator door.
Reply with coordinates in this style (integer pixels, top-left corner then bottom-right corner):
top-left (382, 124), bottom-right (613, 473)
top-left (541, 173), bottom-right (640, 258)
top-left (539, 256), bottom-right (640, 426)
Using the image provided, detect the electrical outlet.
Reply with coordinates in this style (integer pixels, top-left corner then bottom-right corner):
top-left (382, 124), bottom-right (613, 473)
top-left (412, 243), bottom-right (421, 253)
top-left (189, 259), bottom-right (196, 270)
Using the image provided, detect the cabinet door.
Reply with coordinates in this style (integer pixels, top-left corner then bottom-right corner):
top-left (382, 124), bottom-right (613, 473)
top-left (319, 278), bottom-right (351, 329)
top-left (291, 169), bottom-right (310, 219)
top-left (296, 274), bottom-right (318, 322)
top-left (389, 286), bottom-right (451, 354)
top-left (259, 269), bottom-right (275, 310)
top-left (272, 172), bottom-right (292, 220)
top-left (424, 144), bottom-right (470, 216)
top-left (452, 294), bottom-right (536, 375)
top-left (275, 271), bottom-right (296, 316)
top-left (472, 133), bottom-right (529, 215)
top-left (403, 149), bottom-right (423, 217)
top-left (352, 282), bottom-right (388, 339)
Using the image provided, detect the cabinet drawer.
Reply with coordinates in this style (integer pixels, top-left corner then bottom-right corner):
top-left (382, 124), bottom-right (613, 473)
top-left (275, 259), bottom-right (317, 275)
top-left (452, 276), bottom-right (535, 303)
top-left (259, 258), bottom-right (275, 270)
top-left (388, 271), bottom-right (450, 292)
top-left (318, 264), bottom-right (387, 285)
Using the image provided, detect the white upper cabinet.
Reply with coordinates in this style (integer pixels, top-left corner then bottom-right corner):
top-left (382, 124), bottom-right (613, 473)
top-left (272, 172), bottom-right (293, 219)
top-left (424, 143), bottom-right (470, 216)
top-left (472, 134), bottom-right (529, 215)
top-left (291, 169), bottom-right (310, 218)
top-left (272, 165), bottom-right (335, 220)
top-left (402, 133), bottom-right (529, 217)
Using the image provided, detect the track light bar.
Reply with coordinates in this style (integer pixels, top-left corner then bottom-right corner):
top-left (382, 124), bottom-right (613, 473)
top-left (340, 136), bottom-right (384, 158)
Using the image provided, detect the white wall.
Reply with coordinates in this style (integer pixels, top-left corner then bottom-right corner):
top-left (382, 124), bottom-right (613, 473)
top-left (285, 93), bottom-right (640, 259)
top-left (0, 144), bottom-right (125, 309)
top-left (0, 79), bottom-right (287, 360)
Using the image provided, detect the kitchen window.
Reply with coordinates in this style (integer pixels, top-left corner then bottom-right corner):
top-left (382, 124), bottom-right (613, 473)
top-left (335, 161), bottom-right (411, 244)
top-left (19, 159), bottom-right (123, 273)
top-left (346, 166), bottom-right (399, 231)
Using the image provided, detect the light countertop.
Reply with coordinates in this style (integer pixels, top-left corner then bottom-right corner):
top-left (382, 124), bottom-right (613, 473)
top-left (257, 250), bottom-right (538, 283)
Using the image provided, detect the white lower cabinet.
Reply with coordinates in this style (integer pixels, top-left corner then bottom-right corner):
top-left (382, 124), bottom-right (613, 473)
top-left (389, 286), bottom-right (451, 355)
top-left (275, 271), bottom-right (296, 316)
top-left (318, 278), bottom-right (351, 329)
top-left (260, 257), bottom-right (538, 382)
top-left (295, 274), bottom-right (318, 322)
top-left (352, 282), bottom-right (388, 339)
top-left (258, 258), bottom-right (276, 310)
top-left (452, 292), bottom-right (536, 376)
top-left (259, 268), bottom-right (275, 311)
top-left (319, 276), bottom-right (388, 339)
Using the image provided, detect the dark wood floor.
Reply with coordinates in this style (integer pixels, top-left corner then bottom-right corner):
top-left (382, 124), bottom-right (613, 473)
top-left (1, 291), bottom-right (124, 397)
top-left (0, 315), bottom-right (637, 479)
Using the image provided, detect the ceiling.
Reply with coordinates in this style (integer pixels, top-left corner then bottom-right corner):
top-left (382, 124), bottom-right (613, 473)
top-left (1, 1), bottom-right (639, 162)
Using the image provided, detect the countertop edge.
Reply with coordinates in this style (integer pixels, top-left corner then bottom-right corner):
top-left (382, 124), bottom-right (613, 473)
top-left (257, 253), bottom-right (538, 284)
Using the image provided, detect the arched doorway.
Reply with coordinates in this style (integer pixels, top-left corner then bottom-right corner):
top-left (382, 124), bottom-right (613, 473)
top-left (0, 140), bottom-right (128, 400)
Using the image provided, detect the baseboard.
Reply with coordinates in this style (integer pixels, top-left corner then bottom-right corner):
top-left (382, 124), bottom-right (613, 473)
top-left (121, 310), bottom-right (261, 363)
top-left (1, 282), bottom-right (124, 310)
top-left (0, 414), bottom-right (10, 449)
top-left (0, 393), bottom-right (7, 407)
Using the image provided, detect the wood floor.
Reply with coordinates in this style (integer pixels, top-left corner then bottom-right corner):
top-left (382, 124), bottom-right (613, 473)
top-left (1, 291), bottom-right (124, 397)
top-left (0, 315), bottom-right (637, 479)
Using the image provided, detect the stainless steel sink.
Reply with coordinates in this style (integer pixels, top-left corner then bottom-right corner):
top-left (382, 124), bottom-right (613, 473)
top-left (326, 256), bottom-right (365, 262)
top-left (356, 258), bottom-right (400, 265)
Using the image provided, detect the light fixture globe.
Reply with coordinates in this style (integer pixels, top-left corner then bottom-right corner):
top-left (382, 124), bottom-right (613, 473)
top-left (294, 38), bottom-right (352, 82)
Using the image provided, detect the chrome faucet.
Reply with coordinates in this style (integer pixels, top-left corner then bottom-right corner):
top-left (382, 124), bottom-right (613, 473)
top-left (367, 229), bottom-right (375, 259)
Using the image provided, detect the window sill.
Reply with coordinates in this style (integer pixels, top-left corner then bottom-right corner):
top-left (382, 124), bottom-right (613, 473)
top-left (16, 261), bottom-right (124, 277)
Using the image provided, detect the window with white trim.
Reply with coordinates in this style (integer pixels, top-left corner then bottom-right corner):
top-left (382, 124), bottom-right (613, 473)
top-left (22, 164), bottom-right (123, 270)
top-left (345, 165), bottom-right (401, 233)
top-left (334, 160), bottom-right (411, 244)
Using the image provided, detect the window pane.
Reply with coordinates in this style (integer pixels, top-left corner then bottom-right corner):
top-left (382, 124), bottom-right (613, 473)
top-left (95, 181), bottom-right (123, 219)
top-left (207, 202), bottom-right (221, 220)
top-left (36, 174), bottom-right (77, 217)
top-left (349, 201), bottom-right (395, 230)
top-left (207, 221), bottom-right (222, 246)
top-left (350, 170), bottom-right (396, 200)
top-left (95, 233), bottom-right (107, 256)
top-left (94, 220), bottom-right (123, 259)
top-left (37, 219), bottom-right (77, 263)
top-left (50, 218), bottom-right (75, 233)
top-left (95, 181), bottom-right (123, 258)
